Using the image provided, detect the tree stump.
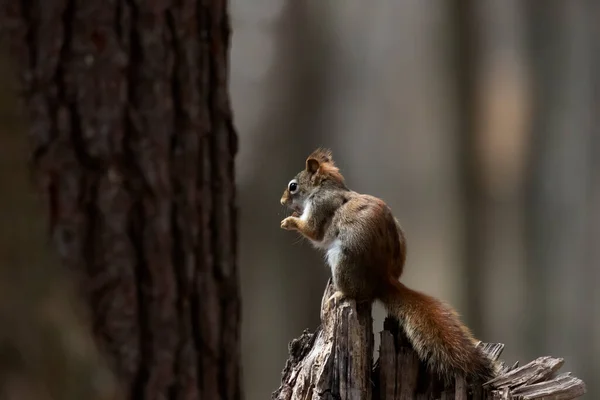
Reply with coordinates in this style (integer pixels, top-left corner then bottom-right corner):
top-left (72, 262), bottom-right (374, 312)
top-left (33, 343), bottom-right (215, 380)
top-left (273, 281), bottom-right (373, 400)
top-left (273, 280), bottom-right (586, 400)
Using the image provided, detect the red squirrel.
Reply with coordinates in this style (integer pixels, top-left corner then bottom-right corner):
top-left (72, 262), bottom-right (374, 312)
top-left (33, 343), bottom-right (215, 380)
top-left (279, 148), bottom-right (498, 382)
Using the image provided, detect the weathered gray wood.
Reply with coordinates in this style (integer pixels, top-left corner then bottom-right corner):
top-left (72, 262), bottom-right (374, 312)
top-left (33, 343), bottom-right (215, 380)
top-left (379, 331), bottom-right (397, 400)
top-left (274, 281), bottom-right (586, 400)
top-left (478, 342), bottom-right (505, 362)
top-left (272, 279), bottom-right (373, 400)
top-left (485, 356), bottom-right (564, 389)
top-left (397, 347), bottom-right (420, 400)
top-left (455, 375), bottom-right (468, 400)
top-left (471, 384), bottom-right (483, 400)
top-left (483, 357), bottom-right (586, 400)
top-left (510, 373), bottom-right (586, 400)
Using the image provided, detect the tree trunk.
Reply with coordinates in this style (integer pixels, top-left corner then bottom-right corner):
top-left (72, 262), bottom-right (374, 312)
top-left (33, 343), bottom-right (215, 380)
top-left (0, 49), bottom-right (119, 400)
top-left (451, 0), bottom-right (486, 335)
top-left (523, 1), bottom-right (595, 394)
top-left (1, 0), bottom-right (240, 398)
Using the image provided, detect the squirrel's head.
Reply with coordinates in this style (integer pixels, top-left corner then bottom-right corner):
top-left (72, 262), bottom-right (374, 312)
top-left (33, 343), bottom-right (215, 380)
top-left (280, 148), bottom-right (346, 213)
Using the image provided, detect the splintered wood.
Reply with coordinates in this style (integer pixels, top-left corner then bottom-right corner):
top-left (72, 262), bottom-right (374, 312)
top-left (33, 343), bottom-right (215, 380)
top-left (272, 280), bottom-right (586, 400)
top-left (272, 282), bottom-right (373, 400)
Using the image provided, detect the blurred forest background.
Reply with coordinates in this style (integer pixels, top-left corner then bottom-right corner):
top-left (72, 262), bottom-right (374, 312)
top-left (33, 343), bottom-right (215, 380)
top-left (232, 0), bottom-right (599, 399)
top-left (0, 0), bottom-right (598, 399)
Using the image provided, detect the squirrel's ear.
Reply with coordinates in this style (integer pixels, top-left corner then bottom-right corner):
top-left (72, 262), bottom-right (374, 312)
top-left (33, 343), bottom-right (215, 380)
top-left (306, 158), bottom-right (320, 174)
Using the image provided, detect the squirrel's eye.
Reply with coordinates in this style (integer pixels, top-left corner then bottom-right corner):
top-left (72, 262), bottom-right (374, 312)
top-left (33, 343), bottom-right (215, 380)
top-left (288, 180), bottom-right (298, 194)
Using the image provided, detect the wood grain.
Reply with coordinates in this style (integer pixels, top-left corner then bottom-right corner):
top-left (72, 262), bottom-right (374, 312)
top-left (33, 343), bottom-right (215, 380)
top-left (274, 280), bottom-right (587, 400)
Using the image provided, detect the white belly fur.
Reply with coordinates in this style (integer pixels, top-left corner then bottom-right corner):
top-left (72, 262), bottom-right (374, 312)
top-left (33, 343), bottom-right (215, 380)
top-left (300, 201), bottom-right (311, 222)
top-left (301, 200), bottom-right (341, 275)
top-left (326, 239), bottom-right (343, 278)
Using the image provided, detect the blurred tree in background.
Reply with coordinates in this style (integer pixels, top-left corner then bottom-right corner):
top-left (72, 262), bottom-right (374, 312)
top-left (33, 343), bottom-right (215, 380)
top-left (1, 0), bottom-right (240, 398)
top-left (523, 0), bottom-right (597, 385)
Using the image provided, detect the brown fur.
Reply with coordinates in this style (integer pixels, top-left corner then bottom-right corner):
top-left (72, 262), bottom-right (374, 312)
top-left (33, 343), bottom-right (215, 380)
top-left (280, 148), bottom-right (498, 382)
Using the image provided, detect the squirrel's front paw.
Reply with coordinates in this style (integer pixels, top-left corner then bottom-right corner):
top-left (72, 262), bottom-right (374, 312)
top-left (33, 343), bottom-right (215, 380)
top-left (280, 216), bottom-right (298, 230)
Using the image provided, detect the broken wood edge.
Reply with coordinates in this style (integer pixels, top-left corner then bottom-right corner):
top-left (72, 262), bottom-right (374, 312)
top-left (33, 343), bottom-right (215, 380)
top-left (272, 279), bottom-right (373, 400)
top-left (272, 280), bottom-right (587, 400)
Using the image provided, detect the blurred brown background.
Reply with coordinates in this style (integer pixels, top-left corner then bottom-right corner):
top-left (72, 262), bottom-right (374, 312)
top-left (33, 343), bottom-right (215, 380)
top-left (0, 0), bottom-right (598, 399)
top-left (232, 1), bottom-right (599, 399)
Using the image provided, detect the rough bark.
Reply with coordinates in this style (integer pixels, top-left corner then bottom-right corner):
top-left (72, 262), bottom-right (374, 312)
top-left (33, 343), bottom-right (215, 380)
top-left (0, 0), bottom-right (240, 398)
top-left (0, 49), bottom-right (119, 400)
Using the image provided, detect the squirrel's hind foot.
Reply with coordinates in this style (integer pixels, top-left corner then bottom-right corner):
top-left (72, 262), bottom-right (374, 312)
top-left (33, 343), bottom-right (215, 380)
top-left (324, 290), bottom-right (345, 310)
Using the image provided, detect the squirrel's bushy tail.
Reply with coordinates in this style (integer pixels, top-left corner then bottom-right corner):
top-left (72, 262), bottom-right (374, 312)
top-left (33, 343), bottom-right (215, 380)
top-left (380, 280), bottom-right (498, 382)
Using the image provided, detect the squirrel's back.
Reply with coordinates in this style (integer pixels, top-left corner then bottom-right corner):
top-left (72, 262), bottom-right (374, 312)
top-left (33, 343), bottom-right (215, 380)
top-left (327, 194), bottom-right (497, 382)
